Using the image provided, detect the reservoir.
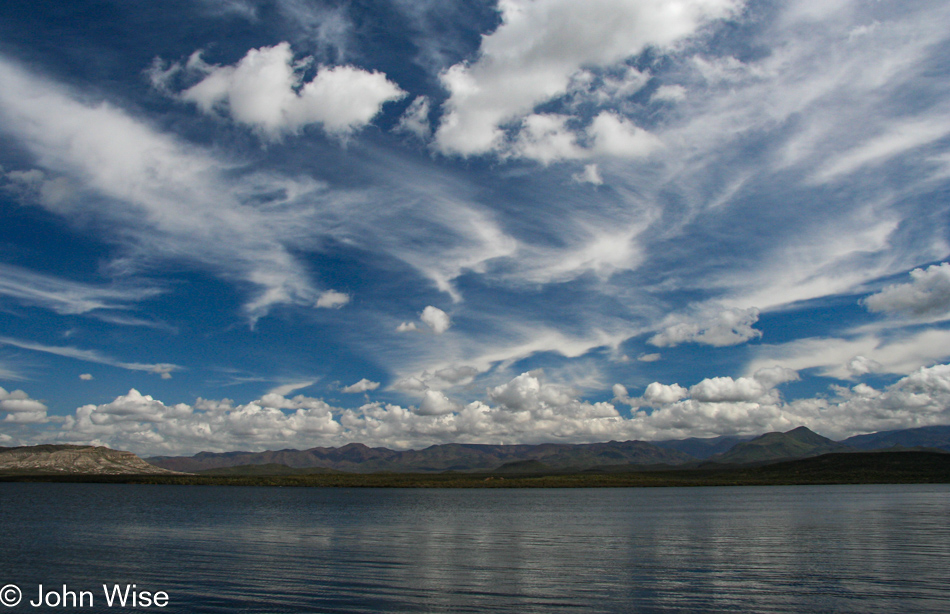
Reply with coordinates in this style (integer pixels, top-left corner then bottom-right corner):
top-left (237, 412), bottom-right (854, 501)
top-left (1, 483), bottom-right (948, 612)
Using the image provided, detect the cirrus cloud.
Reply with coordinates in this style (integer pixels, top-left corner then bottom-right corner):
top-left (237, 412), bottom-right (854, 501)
top-left (434, 0), bottom-right (742, 156)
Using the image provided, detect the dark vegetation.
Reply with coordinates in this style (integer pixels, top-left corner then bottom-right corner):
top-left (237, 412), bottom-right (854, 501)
top-left (3, 450), bottom-right (949, 488)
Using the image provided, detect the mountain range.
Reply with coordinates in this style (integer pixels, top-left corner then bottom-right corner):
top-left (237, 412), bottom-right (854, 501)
top-left (145, 425), bottom-right (950, 474)
top-left (3, 425), bottom-right (947, 477)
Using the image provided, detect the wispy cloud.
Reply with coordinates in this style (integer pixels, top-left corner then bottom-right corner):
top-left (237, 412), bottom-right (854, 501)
top-left (0, 337), bottom-right (180, 378)
top-left (0, 262), bottom-right (162, 316)
top-left (0, 58), bottom-right (344, 322)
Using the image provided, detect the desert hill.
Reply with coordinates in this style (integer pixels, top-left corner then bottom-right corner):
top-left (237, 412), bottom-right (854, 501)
top-left (0, 444), bottom-right (181, 475)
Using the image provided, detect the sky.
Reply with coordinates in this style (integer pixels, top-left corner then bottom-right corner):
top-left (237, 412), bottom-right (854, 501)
top-left (1, 0), bottom-right (950, 456)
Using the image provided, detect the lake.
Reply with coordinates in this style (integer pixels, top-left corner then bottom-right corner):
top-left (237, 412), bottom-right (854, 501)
top-left (0, 483), bottom-right (948, 613)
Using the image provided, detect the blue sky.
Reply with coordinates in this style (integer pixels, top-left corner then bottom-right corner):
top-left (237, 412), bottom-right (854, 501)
top-left (2, 0), bottom-right (950, 455)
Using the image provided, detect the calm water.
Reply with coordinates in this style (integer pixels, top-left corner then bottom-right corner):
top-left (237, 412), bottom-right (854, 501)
top-left (0, 483), bottom-right (948, 613)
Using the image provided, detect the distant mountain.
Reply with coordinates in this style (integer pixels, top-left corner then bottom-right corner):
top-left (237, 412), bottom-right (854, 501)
top-left (148, 440), bottom-right (694, 473)
top-left (653, 435), bottom-right (752, 459)
top-left (711, 427), bottom-right (851, 464)
top-left (842, 425), bottom-right (950, 452)
top-left (142, 424), bottom-right (950, 475)
top-left (0, 445), bottom-right (181, 475)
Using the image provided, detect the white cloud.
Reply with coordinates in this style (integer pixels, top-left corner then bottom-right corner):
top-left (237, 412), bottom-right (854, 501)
top-left (814, 116), bottom-right (950, 183)
top-left (747, 328), bottom-right (950, 381)
top-left (396, 96), bottom-right (432, 138)
top-left (420, 305), bottom-right (451, 334)
top-left (0, 59), bottom-right (322, 321)
top-left (9, 359), bottom-right (950, 454)
top-left (79, 373), bottom-right (94, 381)
top-left (342, 378), bottom-right (380, 393)
top-left (586, 66), bottom-right (651, 103)
top-left (391, 376), bottom-right (427, 393)
top-left (0, 387), bottom-right (48, 424)
top-left (862, 263), bottom-right (950, 320)
top-left (588, 111), bottom-right (663, 158)
top-left (505, 112), bottom-right (662, 163)
top-left (0, 262), bottom-right (162, 316)
top-left (433, 0), bottom-right (741, 156)
top-left (396, 305), bottom-right (453, 337)
top-left (0, 337), bottom-right (180, 378)
top-left (181, 42), bottom-right (405, 138)
top-left (846, 355), bottom-right (882, 377)
top-left (391, 365), bottom-right (479, 394)
top-left (416, 389), bottom-right (460, 416)
top-left (689, 376), bottom-right (767, 403)
top-left (637, 353), bottom-right (661, 362)
top-left (573, 163), bottom-right (603, 185)
top-left (649, 307), bottom-right (762, 347)
top-left (651, 84), bottom-right (687, 102)
top-left (316, 290), bottom-right (350, 309)
top-left (268, 381), bottom-right (315, 396)
top-left (510, 114), bottom-right (585, 164)
top-left (644, 382), bottom-right (690, 405)
top-left (431, 365), bottom-right (479, 386)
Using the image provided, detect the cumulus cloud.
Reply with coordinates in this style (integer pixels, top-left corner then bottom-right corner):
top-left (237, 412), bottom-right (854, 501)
top-left (689, 376), bottom-right (767, 403)
top-left (416, 390), bottom-right (460, 416)
top-left (649, 307), bottom-right (762, 347)
top-left (9, 359), bottom-right (950, 454)
top-left (431, 365), bottom-right (479, 385)
top-left (510, 114), bottom-right (585, 163)
top-left (0, 387), bottom-right (48, 424)
top-left (342, 378), bottom-right (380, 393)
top-left (862, 263), bottom-right (950, 319)
top-left (396, 306), bottom-right (452, 335)
top-left (79, 373), bottom-right (93, 381)
top-left (434, 0), bottom-right (741, 156)
top-left (58, 388), bottom-right (340, 453)
top-left (420, 306), bottom-right (451, 334)
top-left (588, 111), bottom-right (663, 158)
top-left (644, 382), bottom-right (690, 405)
top-left (179, 42), bottom-right (405, 138)
top-left (316, 290), bottom-right (350, 309)
top-left (392, 365), bottom-right (479, 394)
top-left (846, 355), bottom-right (882, 377)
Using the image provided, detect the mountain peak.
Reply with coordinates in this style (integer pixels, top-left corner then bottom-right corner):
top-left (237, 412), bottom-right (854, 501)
top-left (712, 426), bottom-right (848, 465)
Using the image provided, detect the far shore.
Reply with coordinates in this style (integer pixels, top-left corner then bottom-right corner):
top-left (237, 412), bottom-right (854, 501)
top-left (2, 450), bottom-right (949, 488)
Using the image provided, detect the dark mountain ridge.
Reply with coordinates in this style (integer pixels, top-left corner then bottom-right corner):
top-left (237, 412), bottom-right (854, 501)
top-left (145, 424), bottom-right (950, 475)
top-left (150, 440), bottom-right (694, 473)
top-left (842, 425), bottom-right (950, 452)
top-left (710, 426), bottom-right (852, 465)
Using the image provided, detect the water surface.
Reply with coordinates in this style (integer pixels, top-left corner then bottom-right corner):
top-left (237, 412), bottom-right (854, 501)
top-left (1, 483), bottom-right (948, 613)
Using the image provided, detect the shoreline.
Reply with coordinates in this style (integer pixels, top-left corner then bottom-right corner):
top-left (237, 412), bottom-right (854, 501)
top-left (2, 450), bottom-right (949, 488)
